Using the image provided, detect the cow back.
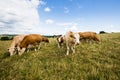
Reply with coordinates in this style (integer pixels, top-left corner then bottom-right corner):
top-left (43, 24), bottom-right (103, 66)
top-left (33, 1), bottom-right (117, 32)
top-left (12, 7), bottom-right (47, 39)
top-left (20, 34), bottom-right (42, 48)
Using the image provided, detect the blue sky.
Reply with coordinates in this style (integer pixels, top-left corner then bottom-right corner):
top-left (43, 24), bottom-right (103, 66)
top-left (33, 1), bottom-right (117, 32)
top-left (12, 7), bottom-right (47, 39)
top-left (38, 0), bottom-right (120, 35)
top-left (0, 0), bottom-right (120, 35)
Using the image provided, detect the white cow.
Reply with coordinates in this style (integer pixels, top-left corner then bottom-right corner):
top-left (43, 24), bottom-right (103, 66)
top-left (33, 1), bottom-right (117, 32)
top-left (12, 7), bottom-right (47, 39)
top-left (56, 35), bottom-right (65, 48)
top-left (65, 31), bottom-right (80, 55)
top-left (8, 35), bottom-right (26, 56)
top-left (18, 34), bottom-right (43, 55)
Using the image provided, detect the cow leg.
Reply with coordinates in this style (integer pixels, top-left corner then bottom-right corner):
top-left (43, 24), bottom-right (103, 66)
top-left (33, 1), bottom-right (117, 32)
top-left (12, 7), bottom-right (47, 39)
top-left (58, 42), bottom-right (61, 48)
top-left (66, 46), bottom-right (70, 55)
top-left (33, 44), bottom-right (37, 51)
top-left (38, 43), bottom-right (41, 50)
top-left (14, 47), bottom-right (18, 54)
top-left (71, 46), bottom-right (75, 54)
top-left (34, 48), bottom-right (37, 51)
top-left (26, 48), bottom-right (30, 53)
top-left (31, 44), bottom-right (37, 51)
top-left (44, 43), bottom-right (47, 47)
top-left (10, 53), bottom-right (14, 56)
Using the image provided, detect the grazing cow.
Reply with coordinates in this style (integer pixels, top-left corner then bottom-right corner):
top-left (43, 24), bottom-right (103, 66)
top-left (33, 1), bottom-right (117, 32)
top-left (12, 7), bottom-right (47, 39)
top-left (56, 35), bottom-right (65, 48)
top-left (42, 37), bottom-right (49, 47)
top-left (8, 35), bottom-right (26, 56)
top-left (19, 34), bottom-right (42, 55)
top-left (65, 31), bottom-right (80, 55)
top-left (25, 37), bottom-right (49, 52)
top-left (42, 37), bottom-right (49, 43)
top-left (78, 32), bottom-right (100, 42)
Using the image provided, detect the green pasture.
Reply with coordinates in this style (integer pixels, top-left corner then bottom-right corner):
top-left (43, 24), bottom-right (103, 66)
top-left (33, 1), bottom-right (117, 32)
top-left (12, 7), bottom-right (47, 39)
top-left (0, 33), bottom-right (120, 80)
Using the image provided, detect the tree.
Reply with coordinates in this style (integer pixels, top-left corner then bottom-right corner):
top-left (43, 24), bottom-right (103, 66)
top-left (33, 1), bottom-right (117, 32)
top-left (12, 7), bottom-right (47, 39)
top-left (1, 36), bottom-right (10, 40)
top-left (99, 31), bottom-right (106, 34)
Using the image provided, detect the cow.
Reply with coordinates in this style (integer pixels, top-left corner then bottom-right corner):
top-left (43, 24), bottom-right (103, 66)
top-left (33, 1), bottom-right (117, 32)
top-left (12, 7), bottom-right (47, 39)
top-left (8, 35), bottom-right (26, 56)
top-left (65, 31), bottom-right (80, 55)
top-left (18, 34), bottom-right (43, 55)
top-left (42, 37), bottom-right (49, 43)
top-left (42, 37), bottom-right (49, 47)
top-left (56, 35), bottom-right (65, 48)
top-left (78, 32), bottom-right (100, 42)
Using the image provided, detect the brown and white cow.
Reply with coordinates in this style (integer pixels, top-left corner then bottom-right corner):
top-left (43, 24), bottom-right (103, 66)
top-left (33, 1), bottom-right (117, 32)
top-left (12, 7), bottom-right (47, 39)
top-left (65, 31), bottom-right (80, 55)
top-left (56, 35), bottom-right (65, 48)
top-left (41, 37), bottom-right (49, 47)
top-left (78, 31), bottom-right (100, 42)
top-left (42, 37), bottom-right (49, 43)
top-left (8, 35), bottom-right (26, 56)
top-left (18, 34), bottom-right (43, 55)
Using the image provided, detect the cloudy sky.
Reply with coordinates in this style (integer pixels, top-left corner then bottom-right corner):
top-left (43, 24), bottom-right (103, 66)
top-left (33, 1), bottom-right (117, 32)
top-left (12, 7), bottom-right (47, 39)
top-left (0, 0), bottom-right (120, 35)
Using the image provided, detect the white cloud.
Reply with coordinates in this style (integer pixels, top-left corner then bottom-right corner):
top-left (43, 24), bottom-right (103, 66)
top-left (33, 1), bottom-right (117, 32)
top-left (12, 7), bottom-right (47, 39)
top-left (57, 22), bottom-right (78, 32)
top-left (64, 7), bottom-right (69, 13)
top-left (45, 19), bottom-right (54, 24)
top-left (40, 0), bottom-right (46, 5)
top-left (110, 24), bottom-right (114, 28)
top-left (65, 23), bottom-right (78, 31)
top-left (0, 0), bottom-right (41, 34)
top-left (70, 25), bottom-right (78, 31)
top-left (44, 7), bottom-right (51, 12)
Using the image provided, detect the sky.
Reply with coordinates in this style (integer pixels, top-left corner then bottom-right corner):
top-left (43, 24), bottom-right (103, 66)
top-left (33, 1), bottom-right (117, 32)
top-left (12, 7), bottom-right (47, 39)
top-left (0, 0), bottom-right (120, 35)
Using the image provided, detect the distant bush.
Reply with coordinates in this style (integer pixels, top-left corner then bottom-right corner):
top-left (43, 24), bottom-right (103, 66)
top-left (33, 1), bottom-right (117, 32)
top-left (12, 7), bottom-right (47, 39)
top-left (99, 31), bottom-right (107, 34)
top-left (1, 36), bottom-right (10, 40)
top-left (42, 35), bottom-right (62, 38)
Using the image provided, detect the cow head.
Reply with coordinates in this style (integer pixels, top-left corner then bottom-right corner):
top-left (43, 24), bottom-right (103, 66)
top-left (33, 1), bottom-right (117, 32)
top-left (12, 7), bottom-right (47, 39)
top-left (8, 47), bottom-right (17, 56)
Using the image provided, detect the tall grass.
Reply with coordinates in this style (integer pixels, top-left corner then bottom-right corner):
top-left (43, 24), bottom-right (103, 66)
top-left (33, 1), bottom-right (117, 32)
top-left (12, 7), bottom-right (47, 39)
top-left (0, 33), bottom-right (120, 80)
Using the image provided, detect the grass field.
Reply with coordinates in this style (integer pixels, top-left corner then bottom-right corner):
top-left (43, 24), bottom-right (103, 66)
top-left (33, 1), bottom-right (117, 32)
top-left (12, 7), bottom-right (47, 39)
top-left (0, 33), bottom-right (120, 80)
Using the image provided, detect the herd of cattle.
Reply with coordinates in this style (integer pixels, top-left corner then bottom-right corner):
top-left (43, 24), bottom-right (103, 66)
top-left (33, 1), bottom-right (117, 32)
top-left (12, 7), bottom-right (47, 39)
top-left (8, 31), bottom-right (100, 56)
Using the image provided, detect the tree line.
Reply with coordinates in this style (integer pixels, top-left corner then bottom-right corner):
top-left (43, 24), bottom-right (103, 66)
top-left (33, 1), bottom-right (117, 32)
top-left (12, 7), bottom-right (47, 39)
top-left (0, 31), bottom-right (108, 40)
